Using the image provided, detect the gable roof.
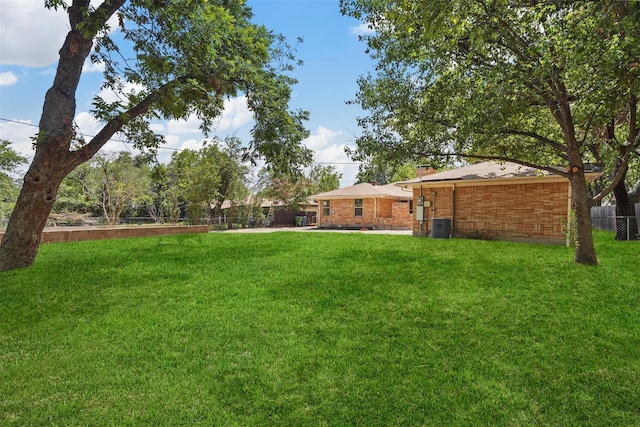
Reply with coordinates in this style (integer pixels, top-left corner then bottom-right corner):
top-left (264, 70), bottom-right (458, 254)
top-left (395, 161), bottom-right (601, 187)
top-left (215, 196), bottom-right (317, 210)
top-left (312, 182), bottom-right (413, 200)
top-left (218, 196), bottom-right (276, 210)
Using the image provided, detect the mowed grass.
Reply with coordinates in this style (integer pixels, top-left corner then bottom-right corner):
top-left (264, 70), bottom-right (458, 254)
top-left (1, 230), bottom-right (639, 426)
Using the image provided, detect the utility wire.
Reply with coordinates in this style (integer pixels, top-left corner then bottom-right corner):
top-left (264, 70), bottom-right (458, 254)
top-left (0, 116), bottom-right (363, 165)
top-left (0, 116), bottom-right (182, 152)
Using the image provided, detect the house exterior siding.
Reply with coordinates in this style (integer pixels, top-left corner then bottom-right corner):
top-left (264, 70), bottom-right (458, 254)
top-left (412, 181), bottom-right (570, 243)
top-left (317, 198), bottom-right (412, 230)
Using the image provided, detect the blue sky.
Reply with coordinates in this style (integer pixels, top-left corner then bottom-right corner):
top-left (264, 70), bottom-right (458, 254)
top-left (0, 0), bottom-right (374, 186)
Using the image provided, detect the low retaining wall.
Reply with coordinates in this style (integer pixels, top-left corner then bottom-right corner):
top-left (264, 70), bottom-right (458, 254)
top-left (0, 225), bottom-right (209, 244)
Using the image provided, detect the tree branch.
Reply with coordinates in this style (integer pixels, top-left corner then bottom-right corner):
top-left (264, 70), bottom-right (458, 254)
top-left (499, 129), bottom-right (567, 154)
top-left (71, 74), bottom-right (192, 165)
top-left (69, 70), bottom-right (248, 168)
top-left (579, 108), bottom-right (598, 147)
top-left (68, 0), bottom-right (90, 30)
top-left (70, 0), bottom-right (125, 34)
top-left (629, 93), bottom-right (637, 147)
top-left (474, 0), bottom-right (532, 62)
top-left (590, 151), bottom-right (633, 205)
top-left (92, 0), bottom-right (126, 31)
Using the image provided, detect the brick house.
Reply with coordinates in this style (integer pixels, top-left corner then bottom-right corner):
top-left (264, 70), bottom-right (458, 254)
top-left (395, 162), bottom-right (601, 245)
top-left (312, 183), bottom-right (413, 230)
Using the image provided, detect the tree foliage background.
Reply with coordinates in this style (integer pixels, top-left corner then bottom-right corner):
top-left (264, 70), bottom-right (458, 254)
top-left (0, 140), bottom-right (27, 221)
top-left (0, 0), bottom-right (313, 271)
top-left (258, 163), bottom-right (342, 211)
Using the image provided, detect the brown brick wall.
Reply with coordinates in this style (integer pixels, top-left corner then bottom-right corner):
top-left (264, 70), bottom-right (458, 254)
top-left (0, 225), bottom-right (209, 244)
top-left (317, 198), bottom-right (412, 229)
top-left (412, 181), bottom-right (569, 243)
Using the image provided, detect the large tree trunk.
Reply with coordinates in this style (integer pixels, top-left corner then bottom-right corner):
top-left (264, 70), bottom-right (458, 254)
top-left (228, 205), bottom-right (235, 229)
top-left (613, 167), bottom-right (639, 240)
top-left (541, 71), bottom-right (600, 264)
top-left (570, 173), bottom-right (598, 265)
top-left (612, 94), bottom-right (639, 241)
top-left (0, 23), bottom-right (93, 271)
top-left (0, 157), bottom-right (75, 270)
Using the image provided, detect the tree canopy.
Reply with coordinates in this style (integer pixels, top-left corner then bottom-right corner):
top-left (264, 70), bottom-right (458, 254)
top-left (258, 163), bottom-right (342, 211)
top-left (208, 137), bottom-right (251, 221)
top-left (0, 140), bottom-right (27, 221)
top-left (340, 0), bottom-right (640, 263)
top-left (0, 0), bottom-right (312, 271)
top-left (82, 152), bottom-right (152, 225)
top-left (0, 140), bottom-right (26, 174)
top-left (354, 158), bottom-right (424, 185)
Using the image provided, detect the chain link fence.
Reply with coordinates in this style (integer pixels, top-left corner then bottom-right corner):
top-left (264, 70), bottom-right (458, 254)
top-left (591, 204), bottom-right (640, 240)
top-left (611, 216), bottom-right (640, 241)
top-left (0, 213), bottom-right (318, 230)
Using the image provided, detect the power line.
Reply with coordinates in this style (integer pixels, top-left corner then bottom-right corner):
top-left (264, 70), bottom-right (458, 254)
top-left (0, 116), bottom-right (181, 152)
top-left (0, 117), bottom-right (38, 128)
top-left (0, 116), bottom-right (364, 165)
top-left (316, 161), bottom-right (362, 165)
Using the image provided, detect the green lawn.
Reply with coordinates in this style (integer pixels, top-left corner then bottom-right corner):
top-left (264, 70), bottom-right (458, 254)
top-left (1, 231), bottom-right (639, 426)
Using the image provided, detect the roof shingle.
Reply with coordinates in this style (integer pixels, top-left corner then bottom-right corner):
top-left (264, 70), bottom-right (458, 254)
top-left (312, 182), bottom-right (413, 199)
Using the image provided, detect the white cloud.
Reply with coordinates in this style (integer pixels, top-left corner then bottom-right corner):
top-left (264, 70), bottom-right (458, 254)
top-left (0, 119), bottom-right (37, 174)
top-left (350, 22), bottom-right (375, 36)
top-left (0, 0), bottom-right (120, 69)
top-left (167, 114), bottom-right (203, 135)
top-left (336, 162), bottom-right (360, 187)
top-left (178, 138), bottom-right (207, 152)
top-left (155, 135), bottom-right (180, 165)
top-left (0, 72), bottom-right (18, 86)
top-left (0, 0), bottom-right (68, 67)
top-left (149, 123), bottom-right (165, 133)
top-left (314, 143), bottom-right (349, 164)
top-left (163, 134), bottom-right (182, 149)
top-left (303, 126), bottom-right (359, 187)
top-left (214, 96), bottom-right (253, 130)
top-left (304, 126), bottom-right (342, 150)
top-left (71, 112), bottom-right (127, 153)
top-left (314, 142), bottom-right (355, 183)
top-left (101, 138), bottom-right (131, 154)
top-left (155, 135), bottom-right (207, 165)
top-left (0, 113), bottom-right (123, 163)
top-left (82, 60), bottom-right (105, 73)
top-left (167, 96), bottom-right (253, 135)
top-left (74, 112), bottom-right (102, 137)
top-left (96, 81), bottom-right (146, 104)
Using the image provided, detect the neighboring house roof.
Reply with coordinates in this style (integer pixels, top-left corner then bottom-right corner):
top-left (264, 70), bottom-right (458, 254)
top-left (215, 196), bottom-right (317, 210)
top-left (312, 182), bottom-right (413, 200)
top-left (217, 196), bottom-right (274, 210)
top-left (395, 161), bottom-right (601, 187)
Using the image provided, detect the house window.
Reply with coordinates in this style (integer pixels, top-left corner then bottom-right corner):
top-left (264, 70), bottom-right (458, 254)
top-left (322, 200), bottom-right (330, 216)
top-left (354, 199), bottom-right (363, 216)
